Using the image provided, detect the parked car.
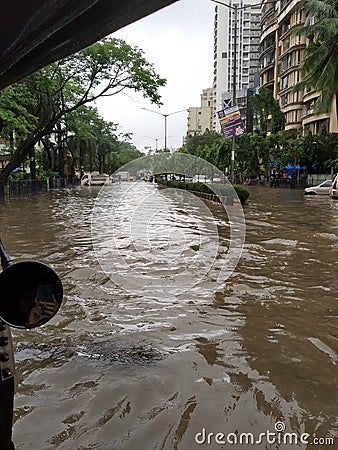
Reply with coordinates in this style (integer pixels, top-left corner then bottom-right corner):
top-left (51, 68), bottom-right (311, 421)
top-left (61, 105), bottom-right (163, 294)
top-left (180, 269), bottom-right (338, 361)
top-left (193, 174), bottom-right (211, 183)
top-left (330, 174), bottom-right (338, 199)
top-left (304, 179), bottom-right (332, 195)
top-left (113, 171), bottom-right (130, 182)
top-left (81, 173), bottom-right (110, 186)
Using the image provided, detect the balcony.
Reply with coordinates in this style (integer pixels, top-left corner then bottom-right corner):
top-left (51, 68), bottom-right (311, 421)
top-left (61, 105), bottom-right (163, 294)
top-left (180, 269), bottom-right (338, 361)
top-left (279, 21), bottom-right (304, 41)
top-left (262, 4), bottom-right (276, 22)
top-left (260, 42), bottom-right (275, 56)
top-left (261, 78), bottom-right (275, 90)
top-left (262, 14), bottom-right (277, 30)
top-left (279, 42), bottom-right (306, 59)
top-left (302, 87), bottom-right (319, 101)
top-left (281, 0), bottom-right (292, 10)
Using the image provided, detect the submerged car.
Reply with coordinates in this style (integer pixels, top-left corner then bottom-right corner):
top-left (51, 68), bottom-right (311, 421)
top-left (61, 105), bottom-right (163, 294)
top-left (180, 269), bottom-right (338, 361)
top-left (330, 174), bottom-right (338, 199)
top-left (304, 179), bottom-right (332, 195)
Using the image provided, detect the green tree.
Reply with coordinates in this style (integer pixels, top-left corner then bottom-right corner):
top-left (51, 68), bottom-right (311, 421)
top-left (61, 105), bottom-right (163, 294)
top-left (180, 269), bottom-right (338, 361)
top-left (0, 83), bottom-right (38, 158)
top-left (214, 137), bottom-right (232, 171)
top-left (251, 87), bottom-right (285, 135)
top-left (295, 0), bottom-right (338, 119)
top-left (0, 37), bottom-right (166, 181)
top-left (234, 132), bottom-right (270, 178)
top-left (117, 142), bottom-right (143, 167)
top-left (315, 128), bottom-right (338, 171)
top-left (66, 105), bottom-right (123, 175)
top-left (185, 129), bottom-right (222, 155)
top-left (65, 106), bottom-right (101, 174)
top-left (0, 84), bottom-right (37, 136)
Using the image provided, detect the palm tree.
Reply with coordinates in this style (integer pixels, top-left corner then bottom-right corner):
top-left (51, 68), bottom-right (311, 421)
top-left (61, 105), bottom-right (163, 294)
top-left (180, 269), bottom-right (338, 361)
top-left (295, 0), bottom-right (338, 119)
top-left (67, 135), bottom-right (96, 176)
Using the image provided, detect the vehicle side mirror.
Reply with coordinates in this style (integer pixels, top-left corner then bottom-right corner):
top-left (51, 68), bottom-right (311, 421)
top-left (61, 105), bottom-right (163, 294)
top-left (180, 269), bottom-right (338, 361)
top-left (0, 261), bottom-right (63, 329)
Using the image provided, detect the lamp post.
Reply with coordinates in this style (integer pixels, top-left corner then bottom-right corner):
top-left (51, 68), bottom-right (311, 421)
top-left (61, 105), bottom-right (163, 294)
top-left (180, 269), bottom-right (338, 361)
top-left (212, 0), bottom-right (240, 183)
top-left (142, 135), bottom-right (172, 152)
top-left (212, 0), bottom-right (265, 183)
top-left (142, 135), bottom-right (160, 151)
top-left (141, 108), bottom-right (187, 151)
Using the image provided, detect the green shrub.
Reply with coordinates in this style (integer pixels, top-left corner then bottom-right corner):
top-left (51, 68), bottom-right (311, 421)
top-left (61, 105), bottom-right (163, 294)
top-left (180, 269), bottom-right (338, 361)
top-left (155, 177), bottom-right (249, 204)
top-left (233, 185), bottom-right (250, 204)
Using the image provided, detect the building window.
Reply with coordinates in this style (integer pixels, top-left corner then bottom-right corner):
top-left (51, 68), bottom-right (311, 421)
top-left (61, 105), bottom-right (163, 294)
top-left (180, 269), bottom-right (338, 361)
top-left (281, 94), bottom-right (288, 107)
top-left (281, 76), bottom-right (288, 90)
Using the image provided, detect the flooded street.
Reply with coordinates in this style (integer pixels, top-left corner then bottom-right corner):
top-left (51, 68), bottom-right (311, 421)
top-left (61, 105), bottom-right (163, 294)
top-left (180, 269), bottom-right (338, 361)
top-left (1, 183), bottom-right (337, 449)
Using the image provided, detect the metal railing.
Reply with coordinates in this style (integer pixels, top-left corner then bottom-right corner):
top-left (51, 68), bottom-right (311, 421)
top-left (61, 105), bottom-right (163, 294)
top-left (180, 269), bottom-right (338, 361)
top-left (8, 179), bottom-right (48, 196)
top-left (0, 181), bottom-right (4, 199)
top-left (0, 177), bottom-right (80, 199)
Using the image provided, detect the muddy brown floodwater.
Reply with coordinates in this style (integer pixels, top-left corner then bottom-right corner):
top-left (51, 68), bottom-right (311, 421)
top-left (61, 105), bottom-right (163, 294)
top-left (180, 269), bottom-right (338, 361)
top-left (0, 183), bottom-right (337, 450)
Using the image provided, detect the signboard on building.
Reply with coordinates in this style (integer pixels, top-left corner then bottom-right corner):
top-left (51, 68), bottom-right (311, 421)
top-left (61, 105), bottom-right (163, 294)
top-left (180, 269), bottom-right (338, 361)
top-left (217, 106), bottom-right (244, 138)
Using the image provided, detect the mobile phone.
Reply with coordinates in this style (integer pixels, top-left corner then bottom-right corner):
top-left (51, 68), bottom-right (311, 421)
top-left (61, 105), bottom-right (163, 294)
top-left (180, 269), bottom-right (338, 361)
top-left (36, 284), bottom-right (54, 302)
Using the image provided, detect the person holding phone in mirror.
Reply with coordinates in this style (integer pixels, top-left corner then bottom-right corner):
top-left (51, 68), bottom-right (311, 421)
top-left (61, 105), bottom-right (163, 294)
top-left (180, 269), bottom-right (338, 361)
top-left (25, 284), bottom-right (59, 327)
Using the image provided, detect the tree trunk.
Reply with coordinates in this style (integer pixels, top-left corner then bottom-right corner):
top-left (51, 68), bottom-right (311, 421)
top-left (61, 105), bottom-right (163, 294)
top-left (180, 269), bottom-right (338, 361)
top-left (0, 115), bottom-right (57, 182)
top-left (56, 122), bottom-right (65, 178)
top-left (29, 146), bottom-right (36, 180)
top-left (42, 138), bottom-right (53, 170)
top-left (79, 143), bottom-right (84, 177)
top-left (51, 144), bottom-right (58, 171)
top-left (89, 151), bottom-right (93, 173)
top-left (0, 133), bottom-right (38, 182)
top-left (9, 131), bottom-right (14, 157)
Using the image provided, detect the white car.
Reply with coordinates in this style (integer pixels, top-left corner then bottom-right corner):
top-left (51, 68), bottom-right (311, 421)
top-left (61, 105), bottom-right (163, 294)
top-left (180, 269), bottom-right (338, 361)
top-left (81, 173), bottom-right (110, 186)
top-left (330, 174), bottom-right (338, 199)
top-left (304, 179), bottom-right (332, 195)
top-left (193, 174), bottom-right (211, 183)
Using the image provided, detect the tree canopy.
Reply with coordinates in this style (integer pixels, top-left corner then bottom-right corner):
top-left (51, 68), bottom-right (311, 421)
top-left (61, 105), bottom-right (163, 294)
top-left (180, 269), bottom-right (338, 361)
top-left (0, 37), bottom-right (166, 181)
top-left (251, 87), bottom-right (285, 135)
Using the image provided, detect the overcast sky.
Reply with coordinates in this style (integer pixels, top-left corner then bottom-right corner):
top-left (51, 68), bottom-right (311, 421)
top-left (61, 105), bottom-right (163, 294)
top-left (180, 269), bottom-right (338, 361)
top-left (96, 0), bottom-right (215, 152)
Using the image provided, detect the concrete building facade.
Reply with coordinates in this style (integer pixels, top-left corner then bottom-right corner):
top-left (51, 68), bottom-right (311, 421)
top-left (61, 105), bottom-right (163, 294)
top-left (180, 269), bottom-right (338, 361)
top-left (212, 0), bottom-right (261, 131)
top-left (260, 0), bottom-right (338, 133)
top-left (187, 88), bottom-right (214, 135)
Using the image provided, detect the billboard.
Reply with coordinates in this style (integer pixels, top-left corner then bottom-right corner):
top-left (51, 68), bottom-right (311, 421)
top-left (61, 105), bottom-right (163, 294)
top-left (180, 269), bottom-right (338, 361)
top-left (217, 106), bottom-right (244, 138)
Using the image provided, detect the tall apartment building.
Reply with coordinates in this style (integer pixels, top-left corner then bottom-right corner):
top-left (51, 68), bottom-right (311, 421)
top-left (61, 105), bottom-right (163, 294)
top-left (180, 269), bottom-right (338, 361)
top-left (212, 0), bottom-right (261, 131)
top-left (260, 0), bottom-right (338, 133)
top-left (187, 88), bottom-right (214, 135)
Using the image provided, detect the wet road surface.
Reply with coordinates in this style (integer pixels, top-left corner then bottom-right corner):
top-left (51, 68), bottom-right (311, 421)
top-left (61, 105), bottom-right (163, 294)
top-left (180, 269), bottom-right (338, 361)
top-left (0, 183), bottom-right (337, 449)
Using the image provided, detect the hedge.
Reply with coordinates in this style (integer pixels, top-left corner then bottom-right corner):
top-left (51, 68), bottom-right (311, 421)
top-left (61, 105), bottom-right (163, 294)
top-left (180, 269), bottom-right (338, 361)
top-left (155, 178), bottom-right (249, 204)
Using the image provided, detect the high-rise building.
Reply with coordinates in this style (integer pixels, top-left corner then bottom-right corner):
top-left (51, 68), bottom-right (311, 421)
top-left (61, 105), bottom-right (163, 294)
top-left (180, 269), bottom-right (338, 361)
top-left (212, 0), bottom-right (261, 131)
top-left (260, 0), bottom-right (338, 133)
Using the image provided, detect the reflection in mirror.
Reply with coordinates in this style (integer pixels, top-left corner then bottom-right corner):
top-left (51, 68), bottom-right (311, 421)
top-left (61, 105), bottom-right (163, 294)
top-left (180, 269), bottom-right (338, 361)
top-left (0, 261), bottom-right (63, 329)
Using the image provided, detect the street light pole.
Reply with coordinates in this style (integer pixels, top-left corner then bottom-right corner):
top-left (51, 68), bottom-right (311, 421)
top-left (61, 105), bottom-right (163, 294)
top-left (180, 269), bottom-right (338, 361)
top-left (212, 0), bottom-right (240, 184)
top-left (142, 108), bottom-right (187, 151)
top-left (164, 114), bottom-right (168, 151)
top-left (212, 0), bottom-right (275, 183)
top-left (229, 4), bottom-right (238, 183)
top-left (142, 135), bottom-right (172, 152)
